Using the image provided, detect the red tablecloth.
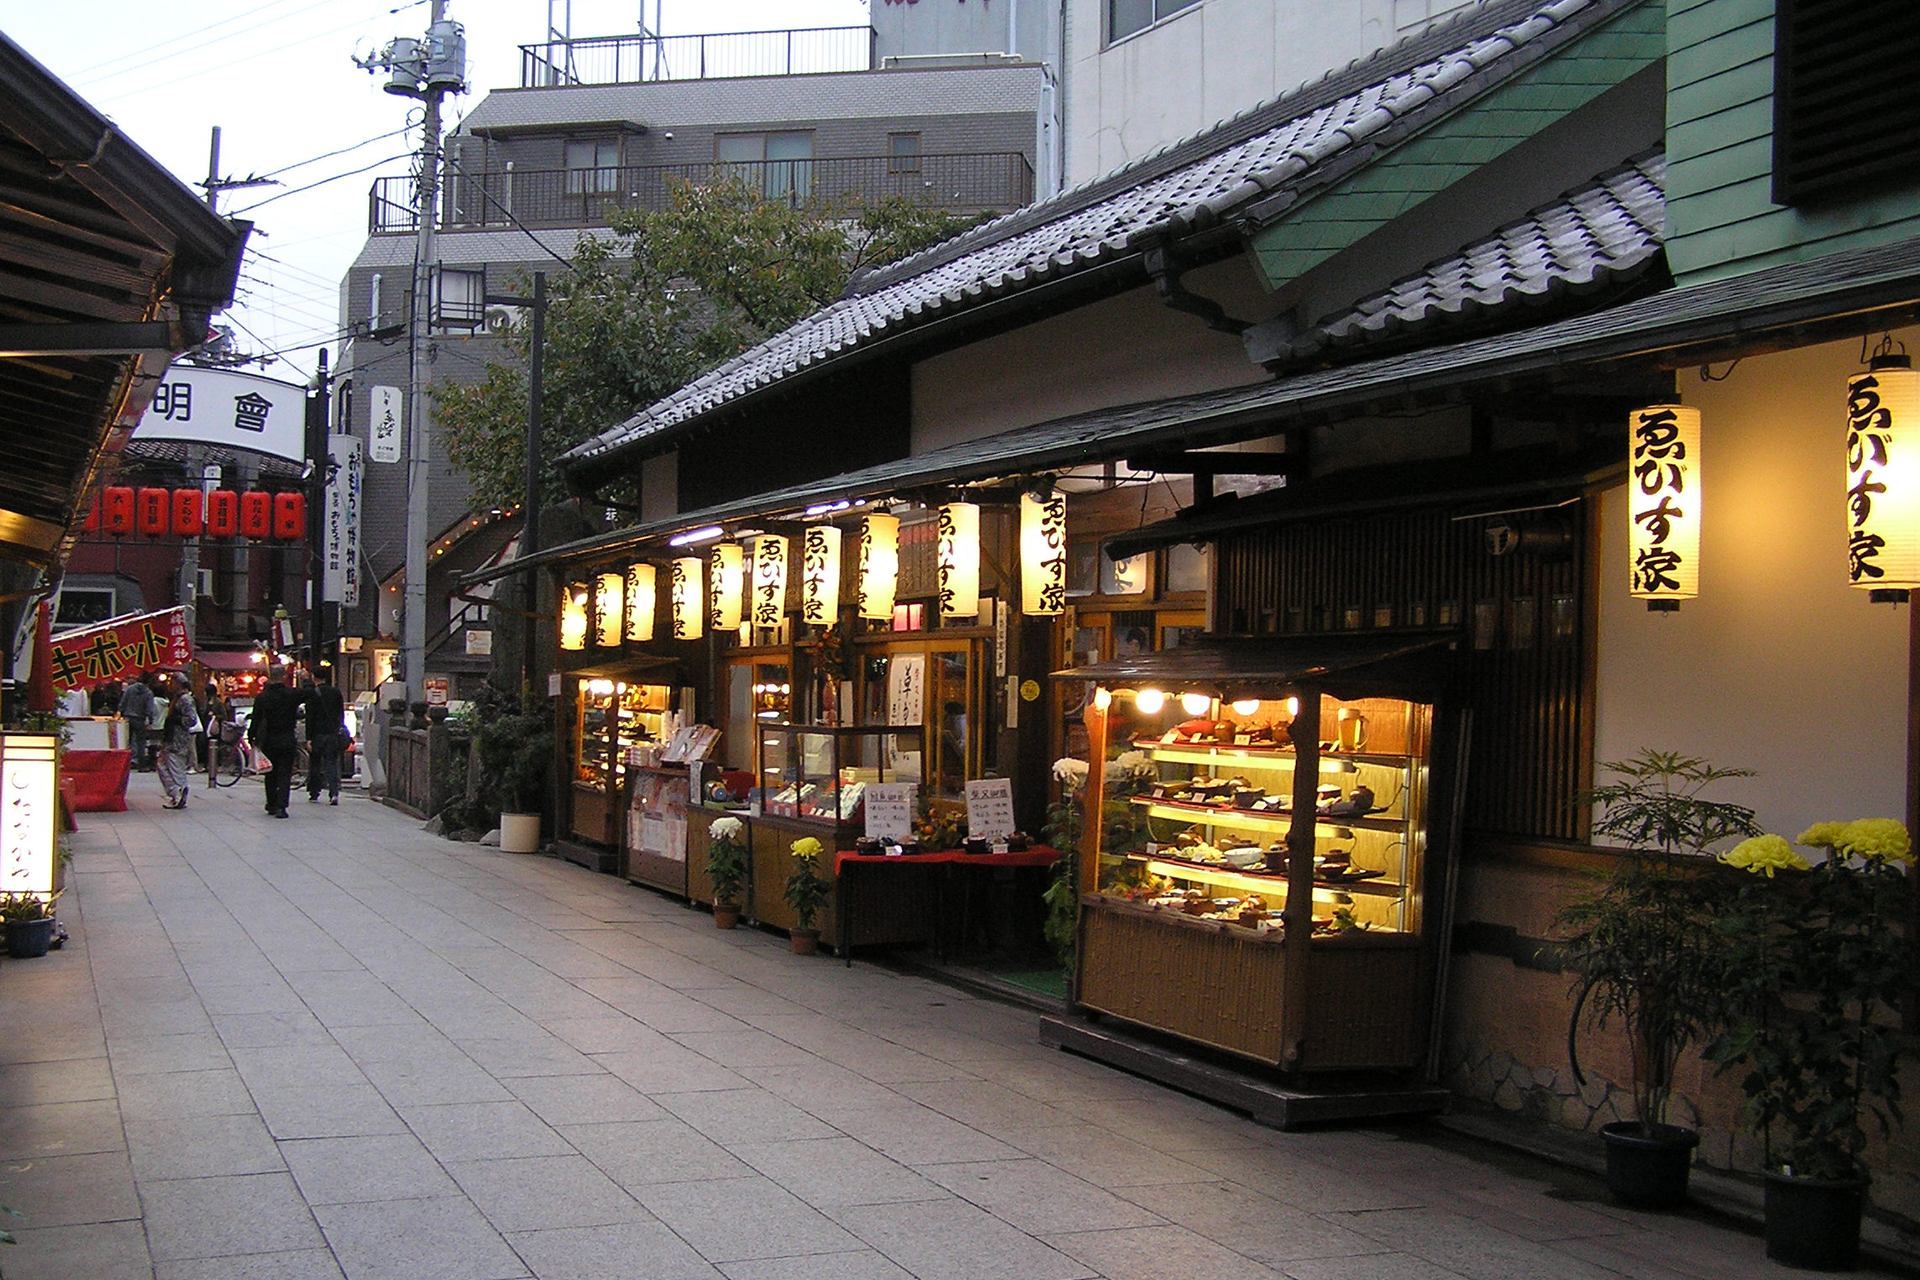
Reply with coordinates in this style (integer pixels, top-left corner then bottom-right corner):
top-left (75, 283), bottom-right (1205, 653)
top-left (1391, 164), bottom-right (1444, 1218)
top-left (835, 846), bottom-right (1062, 874)
top-left (62, 749), bottom-right (131, 813)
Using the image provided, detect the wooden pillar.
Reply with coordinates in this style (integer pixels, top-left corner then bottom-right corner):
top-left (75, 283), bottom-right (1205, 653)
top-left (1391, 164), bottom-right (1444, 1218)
top-left (1279, 685), bottom-right (1322, 1069)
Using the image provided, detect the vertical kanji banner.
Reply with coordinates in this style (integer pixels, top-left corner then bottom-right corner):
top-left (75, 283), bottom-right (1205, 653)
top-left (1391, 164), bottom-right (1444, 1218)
top-left (46, 607), bottom-right (193, 691)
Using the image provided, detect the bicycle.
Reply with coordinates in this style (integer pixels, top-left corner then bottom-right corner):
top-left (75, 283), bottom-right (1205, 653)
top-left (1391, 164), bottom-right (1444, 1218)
top-left (205, 724), bottom-right (252, 788)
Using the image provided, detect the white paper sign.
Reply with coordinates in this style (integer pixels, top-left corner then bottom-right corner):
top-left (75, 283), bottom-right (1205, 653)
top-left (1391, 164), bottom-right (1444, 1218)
top-left (136, 366), bottom-right (309, 463)
top-left (864, 783), bottom-right (915, 841)
top-left (964, 778), bottom-right (1016, 840)
top-left (323, 434), bottom-right (363, 606)
top-left (370, 385), bottom-right (402, 463)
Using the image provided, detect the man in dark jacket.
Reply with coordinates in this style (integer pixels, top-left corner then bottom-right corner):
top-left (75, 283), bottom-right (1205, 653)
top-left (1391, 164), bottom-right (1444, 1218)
top-left (118, 674), bottom-right (154, 771)
top-left (247, 665), bottom-right (304, 818)
top-left (305, 671), bottom-right (347, 805)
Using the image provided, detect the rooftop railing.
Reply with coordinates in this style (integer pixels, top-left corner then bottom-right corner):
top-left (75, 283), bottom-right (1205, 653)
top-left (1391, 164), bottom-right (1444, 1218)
top-left (370, 153), bottom-right (1035, 234)
top-left (519, 27), bottom-right (876, 87)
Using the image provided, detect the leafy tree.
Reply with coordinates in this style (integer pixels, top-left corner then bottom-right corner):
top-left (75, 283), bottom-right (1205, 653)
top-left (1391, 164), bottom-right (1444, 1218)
top-left (433, 180), bottom-right (982, 509)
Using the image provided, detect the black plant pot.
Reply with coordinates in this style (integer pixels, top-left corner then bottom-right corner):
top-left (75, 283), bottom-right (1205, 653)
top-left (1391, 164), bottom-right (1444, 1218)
top-left (1600, 1122), bottom-right (1699, 1209)
top-left (1765, 1171), bottom-right (1865, 1271)
top-left (4, 916), bottom-right (56, 959)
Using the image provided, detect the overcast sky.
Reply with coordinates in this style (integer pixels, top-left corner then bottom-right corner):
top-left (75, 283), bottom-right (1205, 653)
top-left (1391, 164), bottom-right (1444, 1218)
top-left (5, 0), bottom-right (871, 383)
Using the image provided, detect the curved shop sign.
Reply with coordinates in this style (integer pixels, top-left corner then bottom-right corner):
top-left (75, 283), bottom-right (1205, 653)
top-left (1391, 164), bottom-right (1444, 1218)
top-left (134, 366), bottom-right (307, 464)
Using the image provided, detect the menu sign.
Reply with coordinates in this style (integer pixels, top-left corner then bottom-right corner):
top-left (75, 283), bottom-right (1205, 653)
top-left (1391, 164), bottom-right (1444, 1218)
top-left (964, 778), bottom-right (1015, 841)
top-left (864, 783), bottom-right (915, 842)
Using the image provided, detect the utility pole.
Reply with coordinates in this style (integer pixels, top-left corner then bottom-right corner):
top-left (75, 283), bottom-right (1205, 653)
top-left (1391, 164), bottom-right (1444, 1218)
top-left (361, 5), bottom-right (467, 704)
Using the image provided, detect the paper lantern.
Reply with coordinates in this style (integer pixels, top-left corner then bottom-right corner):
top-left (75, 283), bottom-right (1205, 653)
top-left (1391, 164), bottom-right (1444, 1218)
top-left (857, 512), bottom-right (899, 620)
top-left (936, 502), bottom-right (980, 618)
top-left (671, 557), bottom-right (704, 640)
top-left (137, 487), bottom-right (169, 535)
top-left (273, 491), bottom-right (305, 539)
top-left (751, 535), bottom-right (788, 629)
top-left (593, 570), bottom-right (624, 647)
top-left (800, 525), bottom-right (840, 626)
top-left (0, 733), bottom-right (59, 898)
top-left (559, 582), bottom-right (589, 651)
top-left (205, 490), bottom-right (237, 538)
top-left (709, 542), bottom-right (744, 632)
top-left (1626, 404), bottom-right (1701, 607)
top-left (239, 490), bottom-right (272, 539)
top-left (100, 486), bottom-right (134, 535)
top-left (171, 488), bottom-right (204, 537)
top-left (624, 563), bottom-right (656, 642)
top-left (1846, 357), bottom-right (1920, 597)
top-left (1020, 492), bottom-right (1067, 615)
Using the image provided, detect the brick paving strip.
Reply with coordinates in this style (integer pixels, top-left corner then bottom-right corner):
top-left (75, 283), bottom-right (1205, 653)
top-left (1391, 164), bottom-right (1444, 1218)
top-left (0, 786), bottom-right (1880, 1280)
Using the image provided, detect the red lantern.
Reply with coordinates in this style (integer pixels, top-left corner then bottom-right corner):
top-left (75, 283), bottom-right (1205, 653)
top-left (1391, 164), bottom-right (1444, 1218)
top-left (170, 488), bottom-right (204, 537)
top-left (101, 487), bottom-right (134, 535)
top-left (239, 491), bottom-right (271, 539)
top-left (137, 488), bottom-right (169, 535)
top-left (205, 489), bottom-right (238, 538)
top-left (83, 493), bottom-right (100, 532)
top-left (272, 491), bottom-right (305, 540)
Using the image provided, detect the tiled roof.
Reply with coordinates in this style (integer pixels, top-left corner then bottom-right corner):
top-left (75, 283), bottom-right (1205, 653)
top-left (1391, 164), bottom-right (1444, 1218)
top-left (562, 0), bottom-right (1635, 475)
top-left (1298, 149), bottom-right (1665, 359)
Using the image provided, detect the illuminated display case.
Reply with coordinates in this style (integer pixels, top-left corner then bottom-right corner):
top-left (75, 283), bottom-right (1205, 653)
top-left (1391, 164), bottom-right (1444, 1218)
top-left (752, 721), bottom-right (925, 843)
top-left (575, 678), bottom-right (670, 793)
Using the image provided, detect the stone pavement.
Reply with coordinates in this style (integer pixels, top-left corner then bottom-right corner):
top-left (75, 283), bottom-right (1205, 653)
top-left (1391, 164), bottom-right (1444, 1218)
top-left (0, 783), bottom-right (1899, 1280)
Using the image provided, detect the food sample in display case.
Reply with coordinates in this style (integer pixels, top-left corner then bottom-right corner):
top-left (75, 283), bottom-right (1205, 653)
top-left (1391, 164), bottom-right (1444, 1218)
top-left (1095, 694), bottom-right (1427, 938)
top-left (575, 679), bottom-right (670, 792)
top-left (753, 722), bottom-right (925, 841)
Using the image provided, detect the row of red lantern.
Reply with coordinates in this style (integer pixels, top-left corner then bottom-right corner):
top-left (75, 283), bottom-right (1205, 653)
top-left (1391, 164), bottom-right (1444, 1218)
top-left (83, 488), bottom-right (307, 540)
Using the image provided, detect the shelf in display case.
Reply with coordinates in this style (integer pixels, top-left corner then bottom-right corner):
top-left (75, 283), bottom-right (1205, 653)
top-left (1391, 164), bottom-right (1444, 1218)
top-left (1133, 739), bottom-right (1412, 771)
top-left (1132, 853), bottom-right (1406, 897)
top-left (1131, 796), bottom-right (1404, 834)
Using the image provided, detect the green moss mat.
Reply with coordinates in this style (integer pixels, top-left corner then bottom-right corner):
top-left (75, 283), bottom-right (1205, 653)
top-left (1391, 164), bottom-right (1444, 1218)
top-left (989, 967), bottom-right (1068, 999)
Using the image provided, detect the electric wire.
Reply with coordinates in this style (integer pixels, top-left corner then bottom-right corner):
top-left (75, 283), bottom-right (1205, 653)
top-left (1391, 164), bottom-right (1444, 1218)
top-left (231, 152), bottom-right (417, 215)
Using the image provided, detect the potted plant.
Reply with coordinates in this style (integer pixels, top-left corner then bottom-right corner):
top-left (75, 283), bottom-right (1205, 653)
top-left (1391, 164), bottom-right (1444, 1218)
top-left (783, 836), bottom-right (830, 955)
top-left (461, 689), bottom-right (552, 853)
top-left (0, 892), bottom-right (59, 959)
top-left (707, 816), bottom-right (748, 928)
top-left (1710, 820), bottom-right (1917, 1270)
top-left (1555, 750), bottom-right (1761, 1209)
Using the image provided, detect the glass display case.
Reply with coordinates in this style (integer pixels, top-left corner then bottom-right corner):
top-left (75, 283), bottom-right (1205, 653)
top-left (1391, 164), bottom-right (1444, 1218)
top-left (575, 678), bottom-right (670, 793)
top-left (753, 721), bottom-right (926, 842)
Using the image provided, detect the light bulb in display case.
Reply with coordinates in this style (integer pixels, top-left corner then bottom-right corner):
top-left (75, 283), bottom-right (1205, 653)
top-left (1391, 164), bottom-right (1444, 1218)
top-left (1134, 688), bottom-right (1166, 715)
top-left (1179, 692), bottom-right (1212, 717)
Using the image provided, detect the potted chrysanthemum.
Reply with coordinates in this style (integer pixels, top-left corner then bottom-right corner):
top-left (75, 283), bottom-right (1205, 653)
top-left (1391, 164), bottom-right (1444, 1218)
top-left (1710, 819), bottom-right (1917, 1271)
top-left (783, 836), bottom-right (830, 955)
top-left (706, 816), bottom-right (748, 929)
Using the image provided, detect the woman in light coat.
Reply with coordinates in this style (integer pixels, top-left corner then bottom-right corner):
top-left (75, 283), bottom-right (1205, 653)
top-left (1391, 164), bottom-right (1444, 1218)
top-left (156, 674), bottom-right (198, 809)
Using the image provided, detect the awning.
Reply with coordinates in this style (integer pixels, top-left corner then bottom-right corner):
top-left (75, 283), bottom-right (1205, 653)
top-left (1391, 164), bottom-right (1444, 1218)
top-left (194, 650), bottom-right (265, 672)
top-left (1054, 633), bottom-right (1457, 702)
top-left (561, 656), bottom-right (682, 682)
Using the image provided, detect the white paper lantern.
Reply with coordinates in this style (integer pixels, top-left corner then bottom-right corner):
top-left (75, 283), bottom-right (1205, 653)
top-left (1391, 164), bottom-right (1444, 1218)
top-left (1020, 492), bottom-right (1067, 615)
top-left (709, 542), bottom-right (744, 631)
top-left (858, 512), bottom-right (899, 620)
top-left (1626, 404), bottom-right (1701, 606)
top-left (0, 734), bottom-right (58, 898)
top-left (559, 582), bottom-right (588, 651)
top-left (801, 525), bottom-right (840, 626)
top-left (936, 502), bottom-right (980, 618)
top-left (624, 563), bottom-right (656, 643)
top-left (752, 535), bottom-right (789, 628)
top-left (671, 557), bottom-right (704, 640)
top-left (1846, 359), bottom-right (1920, 594)
top-left (593, 571), bottom-right (624, 647)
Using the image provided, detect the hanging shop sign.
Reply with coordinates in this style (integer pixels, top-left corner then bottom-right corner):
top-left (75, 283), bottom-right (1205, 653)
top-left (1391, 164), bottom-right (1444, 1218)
top-left (1626, 405), bottom-right (1700, 608)
top-left (1020, 492), bottom-right (1067, 615)
top-left (559, 582), bottom-right (588, 651)
top-left (671, 557), bottom-right (705, 640)
top-left (752, 535), bottom-right (789, 629)
top-left (801, 525), bottom-right (841, 626)
top-left (46, 606), bottom-right (192, 691)
top-left (936, 502), bottom-right (980, 618)
top-left (0, 733), bottom-right (59, 898)
top-left (709, 542), bottom-right (744, 632)
top-left (135, 366), bottom-right (308, 464)
top-left (324, 436), bottom-right (364, 608)
top-left (625, 563), bottom-right (656, 643)
top-left (594, 571), bottom-right (625, 648)
top-left (86, 488), bottom-right (306, 540)
top-left (858, 512), bottom-right (900, 620)
top-left (369, 385), bottom-right (403, 463)
top-left (1846, 356), bottom-right (1920, 598)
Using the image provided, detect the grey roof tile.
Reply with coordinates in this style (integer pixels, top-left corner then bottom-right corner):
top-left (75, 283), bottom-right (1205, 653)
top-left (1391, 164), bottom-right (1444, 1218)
top-left (563, 0), bottom-right (1640, 472)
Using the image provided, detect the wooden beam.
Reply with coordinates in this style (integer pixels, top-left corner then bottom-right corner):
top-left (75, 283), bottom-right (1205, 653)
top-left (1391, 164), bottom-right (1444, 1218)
top-left (0, 320), bottom-right (177, 356)
top-left (1125, 450), bottom-right (1293, 476)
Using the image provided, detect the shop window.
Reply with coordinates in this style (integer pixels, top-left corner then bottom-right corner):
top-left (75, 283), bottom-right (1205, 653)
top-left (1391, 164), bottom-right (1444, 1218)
top-left (1407, 600), bottom-right (1428, 627)
top-left (564, 138), bottom-right (621, 194)
top-left (1472, 600), bottom-right (1498, 650)
top-left (1163, 543), bottom-right (1209, 595)
top-left (858, 642), bottom-right (977, 799)
top-left (55, 587), bottom-right (115, 628)
top-left (1373, 603), bottom-right (1394, 629)
top-left (1773, 0), bottom-right (1920, 206)
top-left (890, 602), bottom-right (925, 631)
top-left (1109, 0), bottom-right (1201, 43)
top-left (1066, 543), bottom-right (1099, 597)
top-left (716, 131), bottom-right (814, 203)
top-left (1099, 544), bottom-right (1148, 596)
top-left (888, 132), bottom-right (922, 173)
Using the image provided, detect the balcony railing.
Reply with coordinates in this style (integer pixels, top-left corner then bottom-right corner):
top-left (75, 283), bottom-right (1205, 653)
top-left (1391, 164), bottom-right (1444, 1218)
top-left (370, 154), bottom-right (1036, 234)
top-left (520, 27), bottom-right (875, 87)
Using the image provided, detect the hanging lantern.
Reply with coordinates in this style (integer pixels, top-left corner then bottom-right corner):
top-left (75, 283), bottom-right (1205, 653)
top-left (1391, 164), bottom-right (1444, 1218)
top-left (137, 487), bottom-right (169, 535)
top-left (273, 491), bottom-right (305, 539)
top-left (205, 489), bottom-right (237, 538)
top-left (559, 582), bottom-right (588, 651)
top-left (100, 486), bottom-right (134, 535)
top-left (936, 502), bottom-right (980, 618)
top-left (625, 563), bottom-right (656, 642)
top-left (239, 491), bottom-right (272, 539)
top-left (1626, 404), bottom-right (1701, 609)
top-left (593, 570), bottom-right (624, 647)
top-left (709, 542), bottom-right (744, 632)
top-left (857, 512), bottom-right (899, 620)
top-left (1847, 355), bottom-right (1920, 601)
top-left (752, 535), bottom-right (789, 629)
top-left (671, 557), bottom-right (704, 640)
top-left (1020, 492), bottom-right (1067, 615)
top-left (171, 488), bottom-right (204, 537)
top-left (800, 525), bottom-right (841, 626)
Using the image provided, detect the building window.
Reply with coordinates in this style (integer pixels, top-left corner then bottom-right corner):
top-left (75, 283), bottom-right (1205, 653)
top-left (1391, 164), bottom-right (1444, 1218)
top-left (54, 588), bottom-right (115, 628)
top-left (716, 131), bottom-right (814, 202)
top-left (1108, 0), bottom-right (1201, 43)
top-left (1773, 0), bottom-right (1920, 205)
top-left (564, 138), bottom-right (621, 195)
top-left (432, 267), bottom-right (485, 331)
top-left (888, 132), bottom-right (922, 173)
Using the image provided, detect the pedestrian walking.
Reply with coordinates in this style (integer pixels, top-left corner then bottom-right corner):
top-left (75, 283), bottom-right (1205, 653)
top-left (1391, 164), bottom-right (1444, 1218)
top-left (305, 670), bottom-right (347, 805)
top-left (118, 673), bottom-right (154, 770)
top-left (155, 674), bottom-right (199, 809)
top-left (247, 665), bottom-right (303, 818)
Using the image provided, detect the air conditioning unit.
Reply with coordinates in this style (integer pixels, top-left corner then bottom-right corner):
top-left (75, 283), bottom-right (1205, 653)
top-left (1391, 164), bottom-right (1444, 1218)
top-left (484, 306), bottom-right (521, 335)
top-left (197, 568), bottom-right (215, 599)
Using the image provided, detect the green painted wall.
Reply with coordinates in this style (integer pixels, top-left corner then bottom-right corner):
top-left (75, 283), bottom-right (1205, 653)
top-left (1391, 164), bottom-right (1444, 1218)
top-left (1666, 0), bottom-right (1920, 284)
top-left (1250, 1), bottom-right (1665, 290)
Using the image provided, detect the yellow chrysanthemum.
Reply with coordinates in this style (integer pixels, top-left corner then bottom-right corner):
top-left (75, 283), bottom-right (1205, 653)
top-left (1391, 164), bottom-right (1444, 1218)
top-left (1720, 834), bottom-right (1810, 877)
top-left (1796, 822), bottom-right (1848, 850)
top-left (1835, 818), bottom-right (1912, 865)
top-left (790, 836), bottom-right (824, 861)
